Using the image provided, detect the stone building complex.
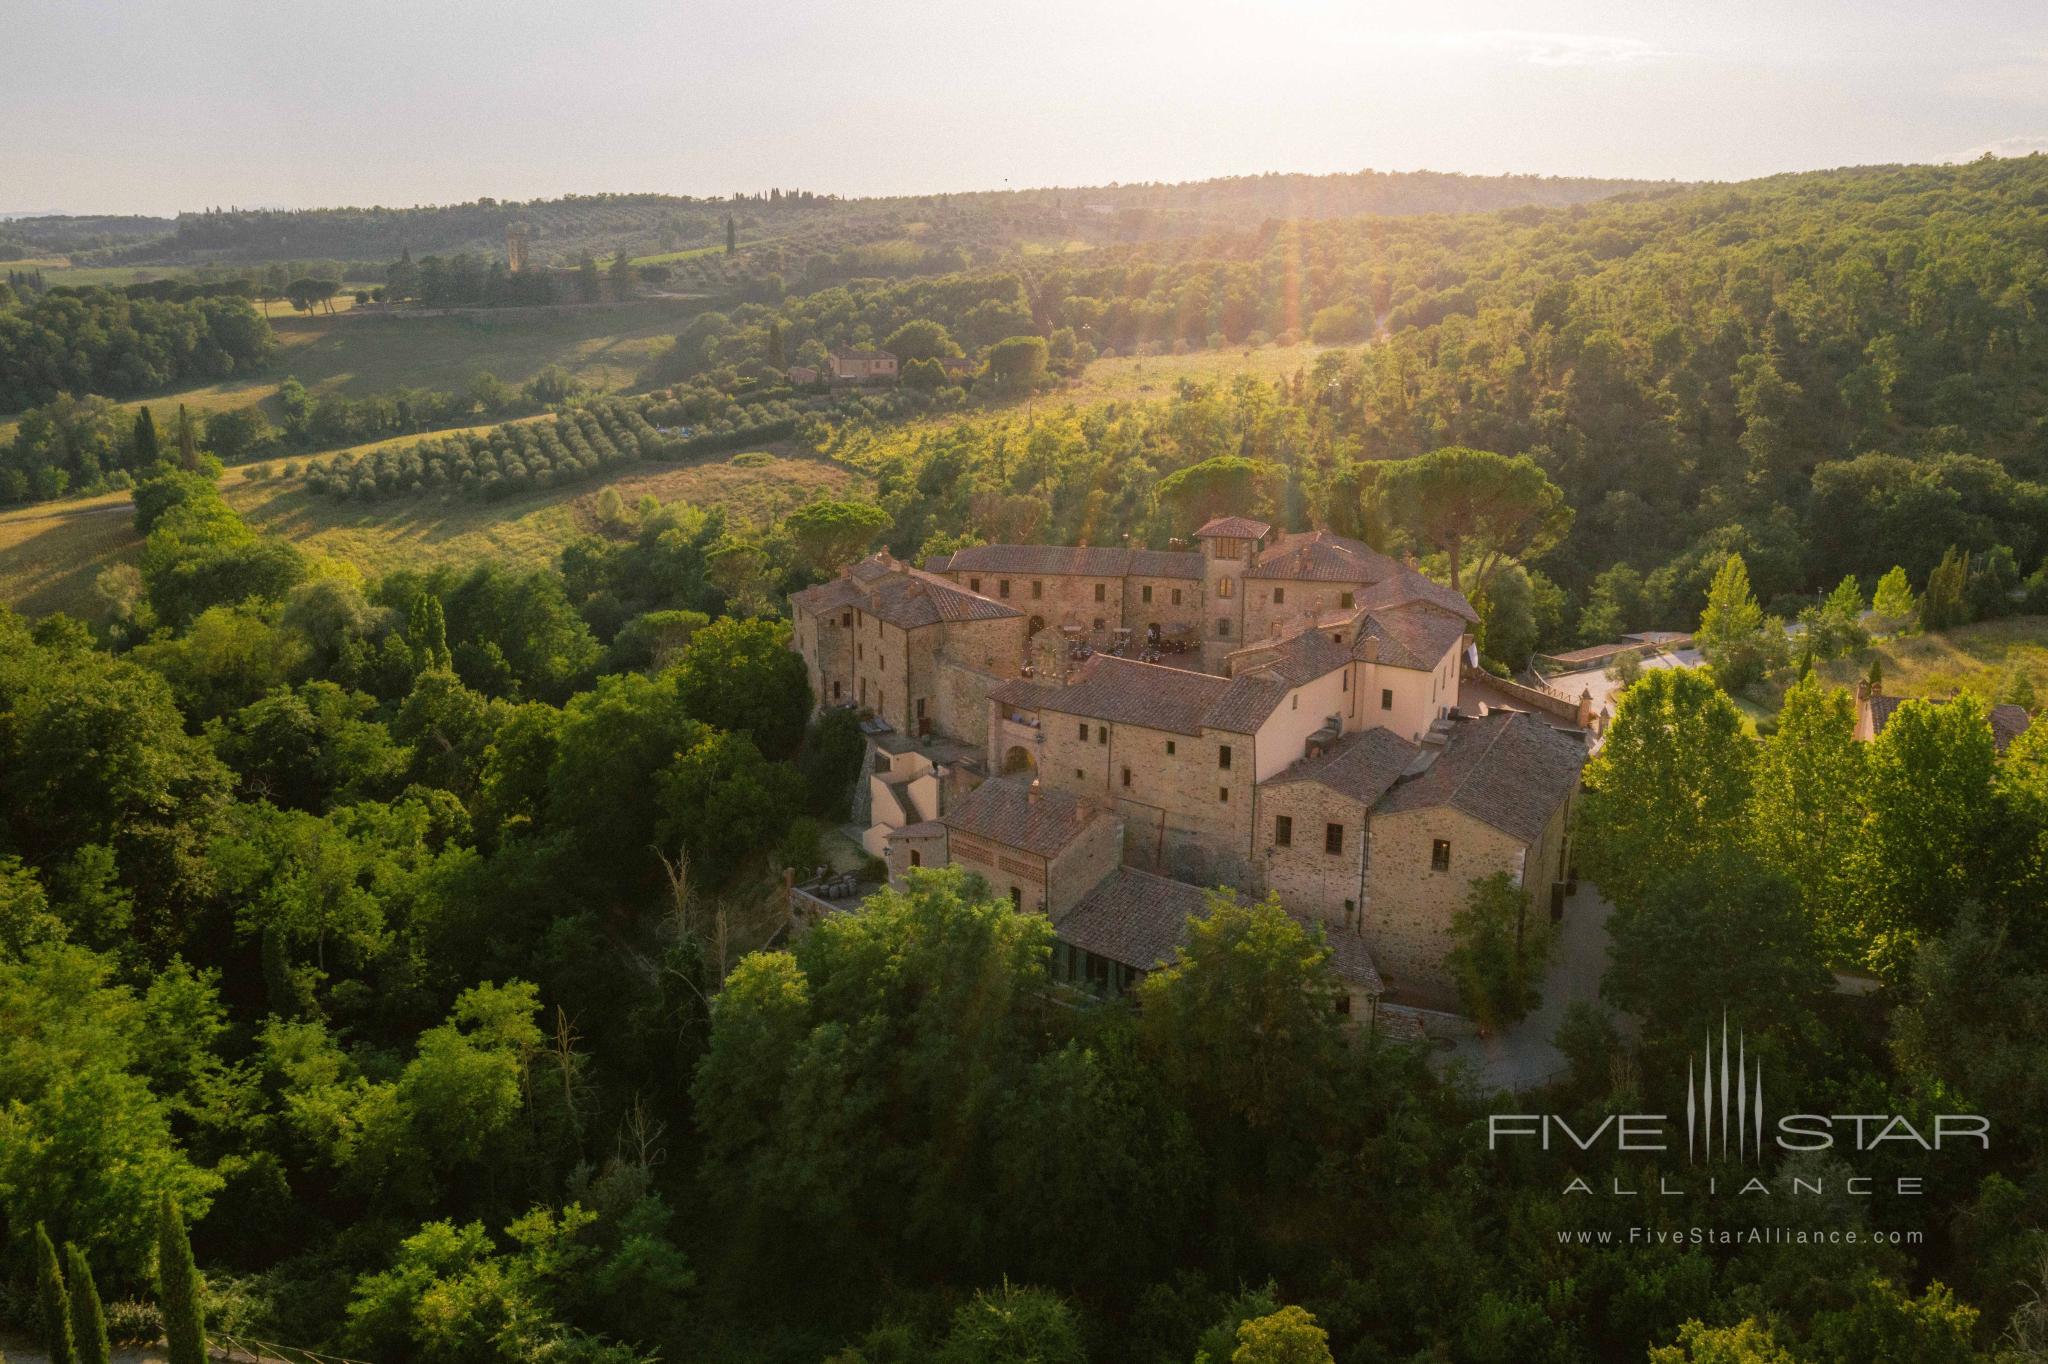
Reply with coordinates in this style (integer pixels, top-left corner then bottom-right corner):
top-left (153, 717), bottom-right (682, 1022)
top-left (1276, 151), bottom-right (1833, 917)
top-left (791, 516), bottom-right (1589, 1018)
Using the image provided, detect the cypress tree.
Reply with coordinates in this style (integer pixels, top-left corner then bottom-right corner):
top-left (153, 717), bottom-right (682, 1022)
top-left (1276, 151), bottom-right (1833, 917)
top-left (65, 1244), bottom-right (111, 1364)
top-left (156, 1195), bottom-right (206, 1364)
top-left (34, 1222), bottom-right (76, 1364)
top-left (174, 404), bottom-right (200, 470)
top-left (725, 212), bottom-right (736, 255)
top-left (131, 407), bottom-right (160, 470)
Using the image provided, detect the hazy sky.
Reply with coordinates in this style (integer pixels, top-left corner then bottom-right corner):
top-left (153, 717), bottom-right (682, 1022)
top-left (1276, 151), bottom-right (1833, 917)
top-left (7, 0), bottom-right (2048, 215)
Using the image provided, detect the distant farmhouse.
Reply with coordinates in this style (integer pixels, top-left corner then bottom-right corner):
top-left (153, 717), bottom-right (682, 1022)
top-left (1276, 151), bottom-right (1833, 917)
top-left (790, 348), bottom-right (974, 387)
top-left (791, 518), bottom-right (1591, 1023)
top-left (1854, 677), bottom-right (2032, 753)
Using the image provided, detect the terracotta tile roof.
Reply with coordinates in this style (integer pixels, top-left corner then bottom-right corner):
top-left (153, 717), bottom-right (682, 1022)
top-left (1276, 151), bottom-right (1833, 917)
top-left (1056, 868), bottom-right (1214, 969)
top-left (831, 347), bottom-right (895, 362)
top-left (1866, 693), bottom-right (2034, 754)
top-left (887, 820), bottom-right (946, 840)
top-left (933, 543), bottom-right (1205, 581)
top-left (987, 651), bottom-right (1245, 733)
top-left (1352, 603), bottom-right (1470, 672)
top-left (1228, 626), bottom-right (1353, 687)
top-left (1248, 530), bottom-right (1401, 583)
top-left (939, 543), bottom-right (1136, 576)
top-left (1200, 674), bottom-right (1294, 733)
top-left (1373, 710), bottom-right (1587, 844)
top-left (1354, 572), bottom-right (1480, 623)
top-left (1320, 930), bottom-right (1387, 994)
top-left (1264, 727), bottom-right (1419, 806)
top-left (1195, 515), bottom-right (1272, 539)
top-left (1056, 869), bottom-right (1382, 991)
top-left (1127, 548), bottom-right (1207, 578)
top-left (793, 553), bottom-right (1020, 629)
top-left (941, 777), bottom-right (1112, 858)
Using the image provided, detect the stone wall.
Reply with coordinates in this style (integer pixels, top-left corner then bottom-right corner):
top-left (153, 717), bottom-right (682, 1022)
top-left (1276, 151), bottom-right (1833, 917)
top-left (1254, 782), bottom-right (1370, 928)
top-left (794, 602), bottom-right (855, 710)
top-left (1120, 575), bottom-right (1207, 645)
top-left (948, 829), bottom-right (1049, 912)
top-left (1033, 715), bottom-right (1257, 886)
top-left (1240, 577), bottom-right (1363, 646)
top-left (1364, 806), bottom-right (1527, 1000)
top-left (1046, 810), bottom-right (1126, 921)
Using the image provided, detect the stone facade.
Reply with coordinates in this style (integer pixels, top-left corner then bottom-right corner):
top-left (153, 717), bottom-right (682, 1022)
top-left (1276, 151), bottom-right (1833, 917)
top-left (791, 540), bottom-right (1587, 1019)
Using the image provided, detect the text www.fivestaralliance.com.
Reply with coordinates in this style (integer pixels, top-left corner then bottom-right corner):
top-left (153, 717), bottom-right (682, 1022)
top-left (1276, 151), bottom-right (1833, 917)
top-left (1559, 1228), bottom-right (1923, 1246)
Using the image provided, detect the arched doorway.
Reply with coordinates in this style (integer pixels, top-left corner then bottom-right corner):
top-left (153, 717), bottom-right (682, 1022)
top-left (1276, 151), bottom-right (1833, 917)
top-left (1003, 745), bottom-right (1036, 774)
top-left (1027, 615), bottom-right (1046, 638)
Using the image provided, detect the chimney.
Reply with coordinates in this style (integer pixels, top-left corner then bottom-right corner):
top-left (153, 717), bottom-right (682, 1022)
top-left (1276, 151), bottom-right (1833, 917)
top-left (1359, 636), bottom-right (1379, 664)
top-left (1026, 779), bottom-right (1042, 805)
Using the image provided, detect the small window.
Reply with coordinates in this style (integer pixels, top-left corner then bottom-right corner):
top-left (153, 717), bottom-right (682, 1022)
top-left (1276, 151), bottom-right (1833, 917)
top-left (1000, 579), bottom-right (1011, 598)
top-left (1217, 577), bottom-right (1234, 599)
top-left (1381, 688), bottom-right (1394, 711)
top-left (1218, 745), bottom-right (1232, 770)
top-left (1010, 886), bottom-right (1022, 907)
top-left (1075, 768), bottom-right (1084, 780)
top-left (1093, 617), bottom-right (1104, 630)
top-left (1166, 740), bottom-right (1176, 755)
top-left (1094, 583), bottom-right (1106, 602)
top-left (1218, 618), bottom-right (1232, 638)
top-left (1142, 585), bottom-right (1154, 604)
top-left (1172, 588), bottom-right (1183, 605)
top-left (841, 611), bottom-right (852, 627)
top-left (1291, 694), bottom-right (1299, 710)
top-left (1325, 823), bottom-right (1344, 855)
top-left (1431, 839), bottom-right (1451, 872)
top-left (1342, 671), bottom-right (1349, 691)
top-left (970, 577), bottom-right (981, 593)
top-left (1078, 722), bottom-right (1089, 740)
top-left (909, 849), bottom-right (922, 868)
top-left (1032, 580), bottom-right (1043, 599)
top-left (1274, 815), bottom-right (1293, 847)
top-left (1098, 726), bottom-right (1108, 746)
top-left (1121, 766), bottom-right (1132, 787)
top-left (1344, 898), bottom-right (1356, 926)
top-left (1219, 786), bottom-right (1230, 803)
top-left (1335, 994), bottom-right (1352, 1016)
top-left (1340, 591), bottom-right (1354, 609)
top-left (858, 643), bottom-right (864, 661)
top-left (1273, 587), bottom-right (1285, 605)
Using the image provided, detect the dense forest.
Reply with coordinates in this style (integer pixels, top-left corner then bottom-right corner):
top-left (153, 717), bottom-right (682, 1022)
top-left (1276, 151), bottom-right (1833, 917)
top-left (6, 418), bottom-right (2048, 1361)
top-left (7, 156), bottom-right (2048, 1361)
top-left (3, 169), bottom-right (1647, 269)
top-left (0, 286), bottom-right (274, 413)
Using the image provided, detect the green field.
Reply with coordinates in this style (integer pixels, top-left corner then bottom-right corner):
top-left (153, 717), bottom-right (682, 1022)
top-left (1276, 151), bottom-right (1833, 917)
top-left (1058, 341), bottom-right (1335, 402)
top-left (1814, 617), bottom-right (2048, 704)
top-left (0, 297), bottom-right (702, 445)
top-left (0, 447), bottom-right (860, 618)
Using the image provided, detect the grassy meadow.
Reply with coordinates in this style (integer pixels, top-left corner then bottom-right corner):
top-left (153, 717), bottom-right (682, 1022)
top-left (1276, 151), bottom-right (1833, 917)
top-left (0, 446), bottom-right (859, 619)
top-left (0, 296), bottom-right (703, 446)
top-left (1814, 617), bottom-right (2048, 705)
